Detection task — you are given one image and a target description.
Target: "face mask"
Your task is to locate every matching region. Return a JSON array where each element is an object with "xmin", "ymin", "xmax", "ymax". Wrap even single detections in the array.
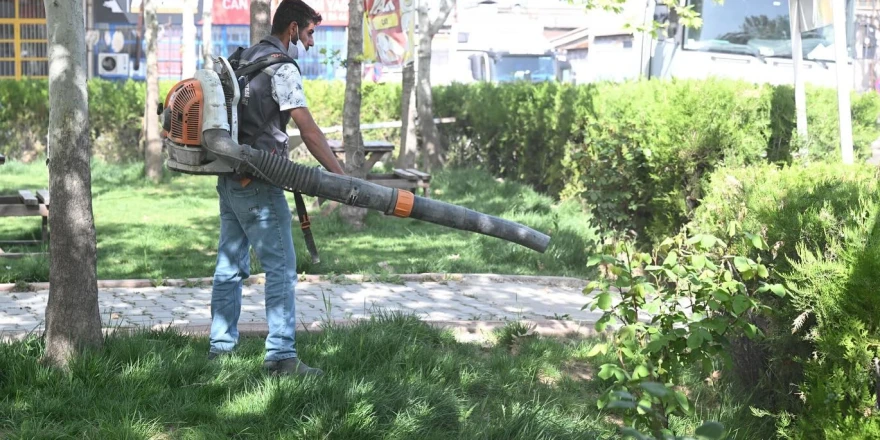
[{"xmin": 288, "ymin": 38, "xmax": 307, "ymax": 59}]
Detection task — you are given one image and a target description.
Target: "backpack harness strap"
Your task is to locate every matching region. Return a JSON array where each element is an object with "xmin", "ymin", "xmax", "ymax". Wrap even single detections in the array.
[{"xmin": 228, "ymin": 49, "xmax": 319, "ymax": 264}]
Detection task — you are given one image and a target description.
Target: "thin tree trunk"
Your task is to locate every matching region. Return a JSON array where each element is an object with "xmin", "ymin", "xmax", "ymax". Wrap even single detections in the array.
[
  {"xmin": 397, "ymin": 62, "xmax": 418, "ymax": 168},
  {"xmin": 417, "ymin": 0, "xmax": 453, "ymax": 172},
  {"xmin": 181, "ymin": 0, "xmax": 197, "ymax": 78},
  {"xmin": 42, "ymin": 0, "xmax": 103, "ymax": 369},
  {"xmin": 202, "ymin": 0, "xmax": 213, "ymax": 70},
  {"xmin": 340, "ymin": 0, "xmax": 367, "ymax": 227},
  {"xmin": 144, "ymin": 0, "xmax": 161, "ymax": 183},
  {"xmin": 250, "ymin": 0, "xmax": 271, "ymax": 45}
]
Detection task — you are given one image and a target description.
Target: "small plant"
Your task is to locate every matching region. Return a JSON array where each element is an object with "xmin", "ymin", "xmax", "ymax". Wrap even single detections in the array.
[{"xmin": 584, "ymin": 228, "xmax": 788, "ymax": 438}]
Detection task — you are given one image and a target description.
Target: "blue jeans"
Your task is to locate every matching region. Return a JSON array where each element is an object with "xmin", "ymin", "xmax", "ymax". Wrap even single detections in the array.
[{"xmin": 209, "ymin": 175, "xmax": 298, "ymax": 361}]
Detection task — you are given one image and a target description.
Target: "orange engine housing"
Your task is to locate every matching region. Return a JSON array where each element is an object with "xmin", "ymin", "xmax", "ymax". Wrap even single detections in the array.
[{"xmin": 164, "ymin": 79, "xmax": 204, "ymax": 147}]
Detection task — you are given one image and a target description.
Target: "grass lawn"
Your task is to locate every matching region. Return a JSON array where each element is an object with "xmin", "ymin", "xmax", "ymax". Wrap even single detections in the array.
[
  {"xmin": 0, "ymin": 160, "xmax": 595, "ymax": 283},
  {"xmin": 0, "ymin": 314, "xmax": 767, "ymax": 439}
]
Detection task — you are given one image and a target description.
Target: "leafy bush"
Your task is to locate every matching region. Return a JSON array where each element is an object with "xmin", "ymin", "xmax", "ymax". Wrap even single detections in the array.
[
  {"xmin": 584, "ymin": 228, "xmax": 787, "ymax": 439},
  {"xmin": 2, "ymin": 77, "xmax": 878, "ymax": 244},
  {"xmin": 0, "ymin": 78, "xmax": 401, "ymax": 163},
  {"xmin": 438, "ymin": 78, "xmax": 880, "ymax": 244},
  {"xmin": 692, "ymin": 162, "xmax": 880, "ymax": 438},
  {"xmin": 434, "ymin": 81, "xmax": 590, "ymax": 196},
  {"xmin": 0, "ymin": 79, "xmax": 50, "ymax": 160}
]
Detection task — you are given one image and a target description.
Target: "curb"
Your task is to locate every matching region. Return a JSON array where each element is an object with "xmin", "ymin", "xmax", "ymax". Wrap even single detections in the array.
[
  {"xmin": 0, "ymin": 273, "xmax": 589, "ymax": 292},
  {"xmin": 0, "ymin": 318, "xmax": 600, "ymax": 343}
]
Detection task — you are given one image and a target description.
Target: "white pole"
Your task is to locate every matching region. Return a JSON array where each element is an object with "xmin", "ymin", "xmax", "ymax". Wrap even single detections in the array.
[
  {"xmin": 832, "ymin": 0, "xmax": 854, "ymax": 164},
  {"xmin": 790, "ymin": 0, "xmax": 808, "ymax": 142}
]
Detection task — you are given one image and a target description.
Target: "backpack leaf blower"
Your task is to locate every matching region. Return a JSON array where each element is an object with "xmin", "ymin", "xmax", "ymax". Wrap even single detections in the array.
[{"xmin": 160, "ymin": 57, "xmax": 551, "ymax": 254}]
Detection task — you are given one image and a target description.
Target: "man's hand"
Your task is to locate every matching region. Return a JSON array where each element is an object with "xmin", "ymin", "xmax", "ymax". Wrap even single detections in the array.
[{"xmin": 290, "ymin": 107, "xmax": 345, "ymax": 175}]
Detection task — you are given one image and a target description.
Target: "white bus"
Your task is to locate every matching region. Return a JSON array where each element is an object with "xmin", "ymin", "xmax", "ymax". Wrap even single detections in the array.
[{"xmin": 644, "ymin": 0, "xmax": 877, "ymax": 91}]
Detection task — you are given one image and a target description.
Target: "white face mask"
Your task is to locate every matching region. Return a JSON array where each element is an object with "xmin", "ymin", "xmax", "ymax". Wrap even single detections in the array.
[{"xmin": 288, "ymin": 38, "xmax": 307, "ymax": 59}]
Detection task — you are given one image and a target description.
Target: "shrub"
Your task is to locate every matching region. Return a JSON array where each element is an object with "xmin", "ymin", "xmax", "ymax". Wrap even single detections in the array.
[
  {"xmin": 0, "ymin": 78, "xmax": 401, "ymax": 163},
  {"xmin": 2, "ymin": 77, "xmax": 878, "ymax": 246},
  {"xmin": 584, "ymin": 227, "xmax": 787, "ymax": 439},
  {"xmin": 436, "ymin": 81, "xmax": 589, "ymax": 196},
  {"xmin": 691, "ymin": 162, "xmax": 880, "ymax": 437}
]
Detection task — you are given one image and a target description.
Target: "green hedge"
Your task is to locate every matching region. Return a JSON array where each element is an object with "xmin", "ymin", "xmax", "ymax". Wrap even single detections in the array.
[
  {"xmin": 435, "ymin": 79, "xmax": 880, "ymax": 242},
  {"xmin": 693, "ymin": 162, "xmax": 880, "ymax": 438},
  {"xmin": 1, "ymin": 77, "xmax": 879, "ymax": 242},
  {"xmin": 0, "ymin": 78, "xmax": 401, "ymax": 163}
]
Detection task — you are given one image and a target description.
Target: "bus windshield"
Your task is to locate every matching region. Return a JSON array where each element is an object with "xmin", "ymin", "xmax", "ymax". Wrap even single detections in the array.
[{"xmin": 493, "ymin": 55, "xmax": 556, "ymax": 82}]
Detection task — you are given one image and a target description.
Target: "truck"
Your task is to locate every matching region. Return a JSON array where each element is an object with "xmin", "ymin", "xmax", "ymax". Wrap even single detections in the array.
[{"xmin": 440, "ymin": 5, "xmax": 573, "ymax": 84}]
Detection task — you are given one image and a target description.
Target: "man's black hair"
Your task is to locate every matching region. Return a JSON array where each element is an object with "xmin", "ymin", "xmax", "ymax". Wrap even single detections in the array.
[{"xmin": 271, "ymin": 0, "xmax": 323, "ymax": 35}]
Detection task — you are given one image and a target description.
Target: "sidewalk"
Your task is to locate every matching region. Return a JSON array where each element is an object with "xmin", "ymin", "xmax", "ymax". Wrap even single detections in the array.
[{"xmin": 0, "ymin": 274, "xmax": 601, "ymax": 343}]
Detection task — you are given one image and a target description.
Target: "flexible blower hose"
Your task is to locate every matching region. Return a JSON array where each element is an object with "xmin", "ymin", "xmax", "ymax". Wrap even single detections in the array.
[{"xmin": 202, "ymin": 129, "xmax": 551, "ymax": 253}]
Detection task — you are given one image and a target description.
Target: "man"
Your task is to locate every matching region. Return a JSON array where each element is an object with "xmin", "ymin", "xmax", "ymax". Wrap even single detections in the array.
[{"xmin": 207, "ymin": 0, "xmax": 345, "ymax": 376}]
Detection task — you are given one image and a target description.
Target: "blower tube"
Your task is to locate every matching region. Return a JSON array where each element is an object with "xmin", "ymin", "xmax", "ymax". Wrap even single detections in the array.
[{"xmin": 201, "ymin": 129, "xmax": 551, "ymax": 253}]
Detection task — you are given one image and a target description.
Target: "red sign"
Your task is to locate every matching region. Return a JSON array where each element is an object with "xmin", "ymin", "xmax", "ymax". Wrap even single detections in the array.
[{"xmin": 210, "ymin": 0, "xmax": 349, "ymax": 26}]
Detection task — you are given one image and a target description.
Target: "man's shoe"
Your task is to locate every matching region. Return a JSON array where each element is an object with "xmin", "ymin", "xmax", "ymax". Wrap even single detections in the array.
[
  {"xmin": 263, "ymin": 358, "xmax": 324, "ymax": 377},
  {"xmin": 207, "ymin": 351, "xmax": 232, "ymax": 361}
]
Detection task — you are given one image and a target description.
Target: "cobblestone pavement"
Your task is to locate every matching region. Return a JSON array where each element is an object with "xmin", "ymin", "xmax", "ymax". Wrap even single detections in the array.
[{"xmin": 0, "ymin": 275, "xmax": 601, "ymax": 342}]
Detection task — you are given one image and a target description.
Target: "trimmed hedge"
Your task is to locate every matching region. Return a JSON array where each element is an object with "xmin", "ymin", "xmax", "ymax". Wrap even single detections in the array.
[
  {"xmin": 436, "ymin": 79, "xmax": 880, "ymax": 242},
  {"xmin": 693, "ymin": 162, "xmax": 880, "ymax": 438},
  {"xmin": 0, "ymin": 79, "xmax": 401, "ymax": 163},
  {"xmin": 1, "ymin": 77, "xmax": 879, "ymax": 241}
]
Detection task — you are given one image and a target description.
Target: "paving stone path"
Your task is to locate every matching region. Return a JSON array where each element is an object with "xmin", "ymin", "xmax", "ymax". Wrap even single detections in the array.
[{"xmin": 0, "ymin": 274, "xmax": 601, "ymax": 342}]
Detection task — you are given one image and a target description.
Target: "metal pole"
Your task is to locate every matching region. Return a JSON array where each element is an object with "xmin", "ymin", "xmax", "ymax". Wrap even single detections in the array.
[
  {"xmin": 832, "ymin": 0, "xmax": 855, "ymax": 164},
  {"xmin": 790, "ymin": 0, "xmax": 808, "ymax": 143}
]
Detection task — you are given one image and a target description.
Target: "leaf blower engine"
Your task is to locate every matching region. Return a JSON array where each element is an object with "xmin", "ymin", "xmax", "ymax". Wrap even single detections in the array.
[{"xmin": 160, "ymin": 57, "xmax": 550, "ymax": 254}]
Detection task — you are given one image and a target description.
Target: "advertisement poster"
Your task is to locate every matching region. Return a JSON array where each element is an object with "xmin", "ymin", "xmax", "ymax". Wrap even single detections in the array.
[{"xmin": 363, "ymin": 0, "xmax": 415, "ymax": 67}]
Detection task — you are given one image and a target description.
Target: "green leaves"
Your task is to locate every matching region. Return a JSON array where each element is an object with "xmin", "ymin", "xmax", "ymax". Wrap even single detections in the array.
[
  {"xmin": 695, "ymin": 421, "xmax": 726, "ymax": 439},
  {"xmin": 758, "ymin": 282, "xmax": 788, "ymax": 297},
  {"xmin": 597, "ymin": 292, "xmax": 613, "ymax": 311},
  {"xmin": 732, "ymin": 295, "xmax": 750, "ymax": 315},
  {"xmin": 598, "ymin": 364, "xmax": 628, "ymax": 381},
  {"xmin": 733, "ymin": 256, "xmax": 751, "ymax": 275},
  {"xmin": 578, "ymin": 229, "xmax": 779, "ymax": 438},
  {"xmin": 587, "ymin": 343, "xmax": 609, "ymax": 357},
  {"xmin": 640, "ymin": 381, "xmax": 670, "ymax": 398}
]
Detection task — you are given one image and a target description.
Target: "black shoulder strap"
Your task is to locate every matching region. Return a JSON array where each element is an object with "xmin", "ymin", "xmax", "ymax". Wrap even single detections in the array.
[{"xmin": 235, "ymin": 53, "xmax": 300, "ymax": 78}]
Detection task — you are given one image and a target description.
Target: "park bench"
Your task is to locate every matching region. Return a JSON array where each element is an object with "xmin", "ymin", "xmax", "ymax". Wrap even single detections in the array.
[
  {"xmin": 287, "ymin": 117, "xmax": 455, "ymax": 199},
  {"xmin": 0, "ymin": 155, "xmax": 50, "ymax": 258},
  {"xmin": 0, "ymin": 190, "xmax": 51, "ymax": 251},
  {"xmin": 325, "ymin": 139, "xmax": 432, "ymax": 197}
]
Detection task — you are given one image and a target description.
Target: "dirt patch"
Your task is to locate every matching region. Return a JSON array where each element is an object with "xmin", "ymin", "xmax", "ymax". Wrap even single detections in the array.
[
  {"xmin": 538, "ymin": 371, "xmax": 558, "ymax": 387},
  {"xmin": 563, "ymin": 361, "xmax": 594, "ymax": 381}
]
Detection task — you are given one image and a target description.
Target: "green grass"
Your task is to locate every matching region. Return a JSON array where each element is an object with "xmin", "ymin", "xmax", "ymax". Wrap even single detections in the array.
[
  {"xmin": 0, "ymin": 313, "xmax": 769, "ymax": 439},
  {"xmin": 0, "ymin": 159, "xmax": 596, "ymax": 283}
]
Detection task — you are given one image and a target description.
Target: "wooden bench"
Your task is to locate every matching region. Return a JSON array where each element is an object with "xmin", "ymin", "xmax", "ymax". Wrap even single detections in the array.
[
  {"xmin": 327, "ymin": 139, "xmax": 395, "ymax": 172},
  {"xmin": 326, "ymin": 140, "xmax": 432, "ymax": 197},
  {"xmin": 368, "ymin": 168, "xmax": 432, "ymax": 197},
  {"xmin": 0, "ymin": 189, "xmax": 50, "ymax": 258}
]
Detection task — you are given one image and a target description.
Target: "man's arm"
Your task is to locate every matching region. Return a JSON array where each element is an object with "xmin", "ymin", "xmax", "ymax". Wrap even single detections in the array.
[
  {"xmin": 270, "ymin": 62, "xmax": 345, "ymax": 175},
  {"xmin": 290, "ymin": 107, "xmax": 345, "ymax": 175}
]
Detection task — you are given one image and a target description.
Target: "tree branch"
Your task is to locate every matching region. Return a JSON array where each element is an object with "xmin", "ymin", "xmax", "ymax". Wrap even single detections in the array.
[{"xmin": 429, "ymin": 0, "xmax": 454, "ymax": 36}]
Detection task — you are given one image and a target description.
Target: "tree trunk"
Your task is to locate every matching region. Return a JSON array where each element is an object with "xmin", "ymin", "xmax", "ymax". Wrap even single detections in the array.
[
  {"xmin": 144, "ymin": 0, "xmax": 161, "ymax": 183},
  {"xmin": 417, "ymin": 0, "xmax": 453, "ymax": 172},
  {"xmin": 340, "ymin": 0, "xmax": 367, "ymax": 228},
  {"xmin": 202, "ymin": 0, "xmax": 213, "ymax": 70},
  {"xmin": 42, "ymin": 0, "xmax": 103, "ymax": 369},
  {"xmin": 396, "ymin": 62, "xmax": 419, "ymax": 169},
  {"xmin": 250, "ymin": 0, "xmax": 272, "ymax": 45},
  {"xmin": 181, "ymin": 0, "xmax": 197, "ymax": 78}
]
